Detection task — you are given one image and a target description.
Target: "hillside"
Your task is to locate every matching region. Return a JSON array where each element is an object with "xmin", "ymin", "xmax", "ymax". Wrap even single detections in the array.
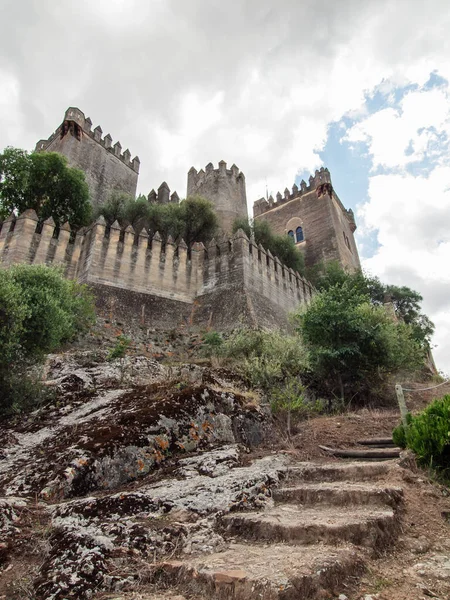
[{"xmin": 1, "ymin": 323, "xmax": 449, "ymax": 600}]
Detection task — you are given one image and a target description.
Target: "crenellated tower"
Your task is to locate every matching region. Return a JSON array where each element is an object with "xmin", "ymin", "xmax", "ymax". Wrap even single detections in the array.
[
  {"xmin": 253, "ymin": 167, "xmax": 360, "ymax": 272},
  {"xmin": 187, "ymin": 161, "xmax": 248, "ymax": 234},
  {"xmin": 35, "ymin": 107, "xmax": 139, "ymax": 206}
]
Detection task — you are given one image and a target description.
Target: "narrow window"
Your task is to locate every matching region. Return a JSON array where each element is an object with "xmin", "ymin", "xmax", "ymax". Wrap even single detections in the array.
[
  {"xmin": 288, "ymin": 230, "xmax": 294, "ymax": 240},
  {"xmin": 296, "ymin": 226, "xmax": 304, "ymax": 243}
]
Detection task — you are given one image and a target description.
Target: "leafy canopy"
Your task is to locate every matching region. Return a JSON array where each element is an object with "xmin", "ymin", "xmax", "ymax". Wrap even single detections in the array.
[
  {"xmin": 296, "ymin": 281, "xmax": 424, "ymax": 404},
  {"xmin": 96, "ymin": 192, "xmax": 219, "ymax": 247},
  {"xmin": 232, "ymin": 217, "xmax": 305, "ymax": 274},
  {"xmin": 0, "ymin": 147, "xmax": 92, "ymax": 229},
  {"xmin": 308, "ymin": 260, "xmax": 434, "ymax": 346}
]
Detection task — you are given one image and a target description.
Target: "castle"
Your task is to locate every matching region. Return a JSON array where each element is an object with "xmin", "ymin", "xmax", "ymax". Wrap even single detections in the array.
[{"xmin": 0, "ymin": 107, "xmax": 360, "ymax": 330}]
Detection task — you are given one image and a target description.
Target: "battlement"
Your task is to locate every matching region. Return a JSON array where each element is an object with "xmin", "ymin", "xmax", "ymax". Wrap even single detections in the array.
[
  {"xmin": 147, "ymin": 183, "xmax": 180, "ymax": 204},
  {"xmin": 35, "ymin": 107, "xmax": 140, "ymax": 174},
  {"xmin": 187, "ymin": 161, "xmax": 248, "ymax": 234},
  {"xmin": 188, "ymin": 160, "xmax": 245, "ymax": 189},
  {"xmin": 0, "ymin": 209, "xmax": 314, "ymax": 330},
  {"xmin": 253, "ymin": 167, "xmax": 334, "ymax": 216}
]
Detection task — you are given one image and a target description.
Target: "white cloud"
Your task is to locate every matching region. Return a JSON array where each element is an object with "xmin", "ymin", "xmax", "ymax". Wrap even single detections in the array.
[
  {"xmin": 358, "ymin": 159, "xmax": 450, "ymax": 374},
  {"xmin": 2, "ymin": 0, "xmax": 450, "ymax": 374},
  {"xmin": 345, "ymin": 86, "xmax": 450, "ymax": 169}
]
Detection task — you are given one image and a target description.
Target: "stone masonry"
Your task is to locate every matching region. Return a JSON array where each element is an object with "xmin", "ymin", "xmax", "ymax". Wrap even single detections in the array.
[
  {"xmin": 187, "ymin": 161, "xmax": 248, "ymax": 235},
  {"xmin": 2, "ymin": 107, "xmax": 361, "ymax": 330},
  {"xmin": 0, "ymin": 209, "xmax": 313, "ymax": 330},
  {"xmin": 35, "ymin": 107, "xmax": 139, "ymax": 207},
  {"xmin": 253, "ymin": 167, "xmax": 360, "ymax": 271}
]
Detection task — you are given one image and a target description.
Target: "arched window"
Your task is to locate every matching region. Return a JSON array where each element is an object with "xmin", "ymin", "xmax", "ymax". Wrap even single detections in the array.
[
  {"xmin": 288, "ymin": 230, "xmax": 294, "ymax": 240},
  {"xmin": 296, "ymin": 226, "xmax": 304, "ymax": 243}
]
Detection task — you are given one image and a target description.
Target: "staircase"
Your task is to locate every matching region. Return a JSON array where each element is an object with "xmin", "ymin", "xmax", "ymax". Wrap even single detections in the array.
[{"xmin": 160, "ymin": 453, "xmax": 404, "ymax": 600}]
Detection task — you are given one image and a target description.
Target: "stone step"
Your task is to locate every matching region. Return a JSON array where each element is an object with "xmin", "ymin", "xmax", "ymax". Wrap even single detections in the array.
[
  {"xmin": 273, "ymin": 482, "xmax": 404, "ymax": 509},
  {"xmin": 285, "ymin": 460, "xmax": 394, "ymax": 483},
  {"xmin": 161, "ymin": 542, "xmax": 364, "ymax": 600},
  {"xmin": 220, "ymin": 504, "xmax": 398, "ymax": 550}
]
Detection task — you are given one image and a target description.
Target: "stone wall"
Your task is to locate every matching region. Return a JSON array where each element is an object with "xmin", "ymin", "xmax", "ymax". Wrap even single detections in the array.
[
  {"xmin": 0, "ymin": 210, "xmax": 313, "ymax": 330},
  {"xmin": 253, "ymin": 168, "xmax": 360, "ymax": 271},
  {"xmin": 35, "ymin": 107, "xmax": 139, "ymax": 206}
]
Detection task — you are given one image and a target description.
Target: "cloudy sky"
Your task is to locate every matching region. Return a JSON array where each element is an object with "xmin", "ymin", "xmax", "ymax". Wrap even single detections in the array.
[{"xmin": 1, "ymin": 0, "xmax": 449, "ymax": 373}]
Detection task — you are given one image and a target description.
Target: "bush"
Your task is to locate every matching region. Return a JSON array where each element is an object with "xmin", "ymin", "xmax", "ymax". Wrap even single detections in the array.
[
  {"xmin": 222, "ymin": 328, "xmax": 309, "ymax": 391},
  {"xmin": 201, "ymin": 331, "xmax": 224, "ymax": 357},
  {"xmin": 0, "ymin": 265, "xmax": 95, "ymax": 416},
  {"xmin": 393, "ymin": 395, "xmax": 450, "ymax": 478},
  {"xmin": 107, "ymin": 335, "xmax": 131, "ymax": 361},
  {"xmin": 0, "ymin": 371, "xmax": 56, "ymax": 417}
]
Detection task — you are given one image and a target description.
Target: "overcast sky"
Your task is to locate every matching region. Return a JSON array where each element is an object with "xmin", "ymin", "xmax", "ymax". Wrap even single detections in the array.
[{"xmin": 1, "ymin": 0, "xmax": 449, "ymax": 373}]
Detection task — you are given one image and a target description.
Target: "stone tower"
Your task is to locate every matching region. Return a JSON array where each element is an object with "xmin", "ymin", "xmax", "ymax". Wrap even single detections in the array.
[
  {"xmin": 35, "ymin": 107, "xmax": 139, "ymax": 206},
  {"xmin": 253, "ymin": 167, "xmax": 360, "ymax": 271},
  {"xmin": 187, "ymin": 161, "xmax": 248, "ymax": 234}
]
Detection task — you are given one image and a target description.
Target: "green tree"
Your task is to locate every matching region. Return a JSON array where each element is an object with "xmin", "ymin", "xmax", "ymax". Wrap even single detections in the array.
[
  {"xmin": 0, "ymin": 147, "xmax": 31, "ymax": 218},
  {"xmin": 95, "ymin": 190, "xmax": 129, "ymax": 226},
  {"xmin": 296, "ymin": 283, "xmax": 424, "ymax": 405},
  {"xmin": 309, "ymin": 261, "xmax": 434, "ymax": 347},
  {"xmin": 179, "ymin": 196, "xmax": 219, "ymax": 247},
  {"xmin": 0, "ymin": 147, "xmax": 92, "ymax": 229}
]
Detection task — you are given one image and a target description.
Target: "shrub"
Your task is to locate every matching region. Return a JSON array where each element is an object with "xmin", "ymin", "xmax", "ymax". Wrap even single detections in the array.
[
  {"xmin": 222, "ymin": 328, "xmax": 308, "ymax": 391},
  {"xmin": 107, "ymin": 335, "xmax": 131, "ymax": 361},
  {"xmin": 8, "ymin": 264, "xmax": 95, "ymax": 358},
  {"xmin": 201, "ymin": 331, "xmax": 224, "ymax": 357},
  {"xmin": 0, "ymin": 265, "xmax": 95, "ymax": 416},
  {"xmin": 393, "ymin": 395, "xmax": 450, "ymax": 478}
]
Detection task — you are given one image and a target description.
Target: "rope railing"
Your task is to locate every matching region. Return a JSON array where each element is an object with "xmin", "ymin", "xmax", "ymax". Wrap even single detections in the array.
[
  {"xmin": 401, "ymin": 380, "xmax": 449, "ymax": 392},
  {"xmin": 395, "ymin": 379, "xmax": 449, "ymax": 426}
]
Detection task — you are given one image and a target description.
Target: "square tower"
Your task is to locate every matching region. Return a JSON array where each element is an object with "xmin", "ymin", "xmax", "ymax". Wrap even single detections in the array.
[{"xmin": 35, "ymin": 107, "xmax": 140, "ymax": 206}]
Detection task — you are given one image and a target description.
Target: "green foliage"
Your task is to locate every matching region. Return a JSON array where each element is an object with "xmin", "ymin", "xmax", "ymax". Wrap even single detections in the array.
[
  {"xmin": 308, "ymin": 261, "xmax": 434, "ymax": 347},
  {"xmin": 392, "ymin": 423, "xmax": 407, "ymax": 448},
  {"xmin": 296, "ymin": 283, "xmax": 424, "ymax": 405},
  {"xmin": 201, "ymin": 331, "xmax": 224, "ymax": 357},
  {"xmin": 222, "ymin": 328, "xmax": 308, "ymax": 391},
  {"xmin": 270, "ymin": 379, "xmax": 306, "ymax": 414},
  {"xmin": 97, "ymin": 193, "xmax": 219, "ymax": 248},
  {"xmin": 107, "ymin": 335, "xmax": 131, "ymax": 361},
  {"xmin": 0, "ymin": 371, "xmax": 56, "ymax": 417},
  {"xmin": 0, "ymin": 147, "xmax": 92, "ymax": 229},
  {"xmin": 0, "ymin": 265, "xmax": 95, "ymax": 416},
  {"xmin": 180, "ymin": 196, "xmax": 219, "ymax": 247},
  {"xmin": 95, "ymin": 190, "xmax": 132, "ymax": 226},
  {"xmin": 8, "ymin": 265, "xmax": 95, "ymax": 358},
  {"xmin": 232, "ymin": 217, "xmax": 305, "ymax": 274},
  {"xmin": 395, "ymin": 395, "xmax": 450, "ymax": 478}
]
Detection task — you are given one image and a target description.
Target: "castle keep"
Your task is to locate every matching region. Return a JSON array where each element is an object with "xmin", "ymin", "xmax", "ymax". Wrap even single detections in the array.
[
  {"xmin": 0, "ymin": 107, "xmax": 360, "ymax": 330},
  {"xmin": 253, "ymin": 168, "xmax": 360, "ymax": 271},
  {"xmin": 35, "ymin": 107, "xmax": 140, "ymax": 206}
]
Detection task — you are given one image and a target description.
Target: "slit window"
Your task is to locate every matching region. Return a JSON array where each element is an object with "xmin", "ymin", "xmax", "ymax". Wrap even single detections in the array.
[{"xmin": 288, "ymin": 230, "xmax": 294, "ymax": 241}]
